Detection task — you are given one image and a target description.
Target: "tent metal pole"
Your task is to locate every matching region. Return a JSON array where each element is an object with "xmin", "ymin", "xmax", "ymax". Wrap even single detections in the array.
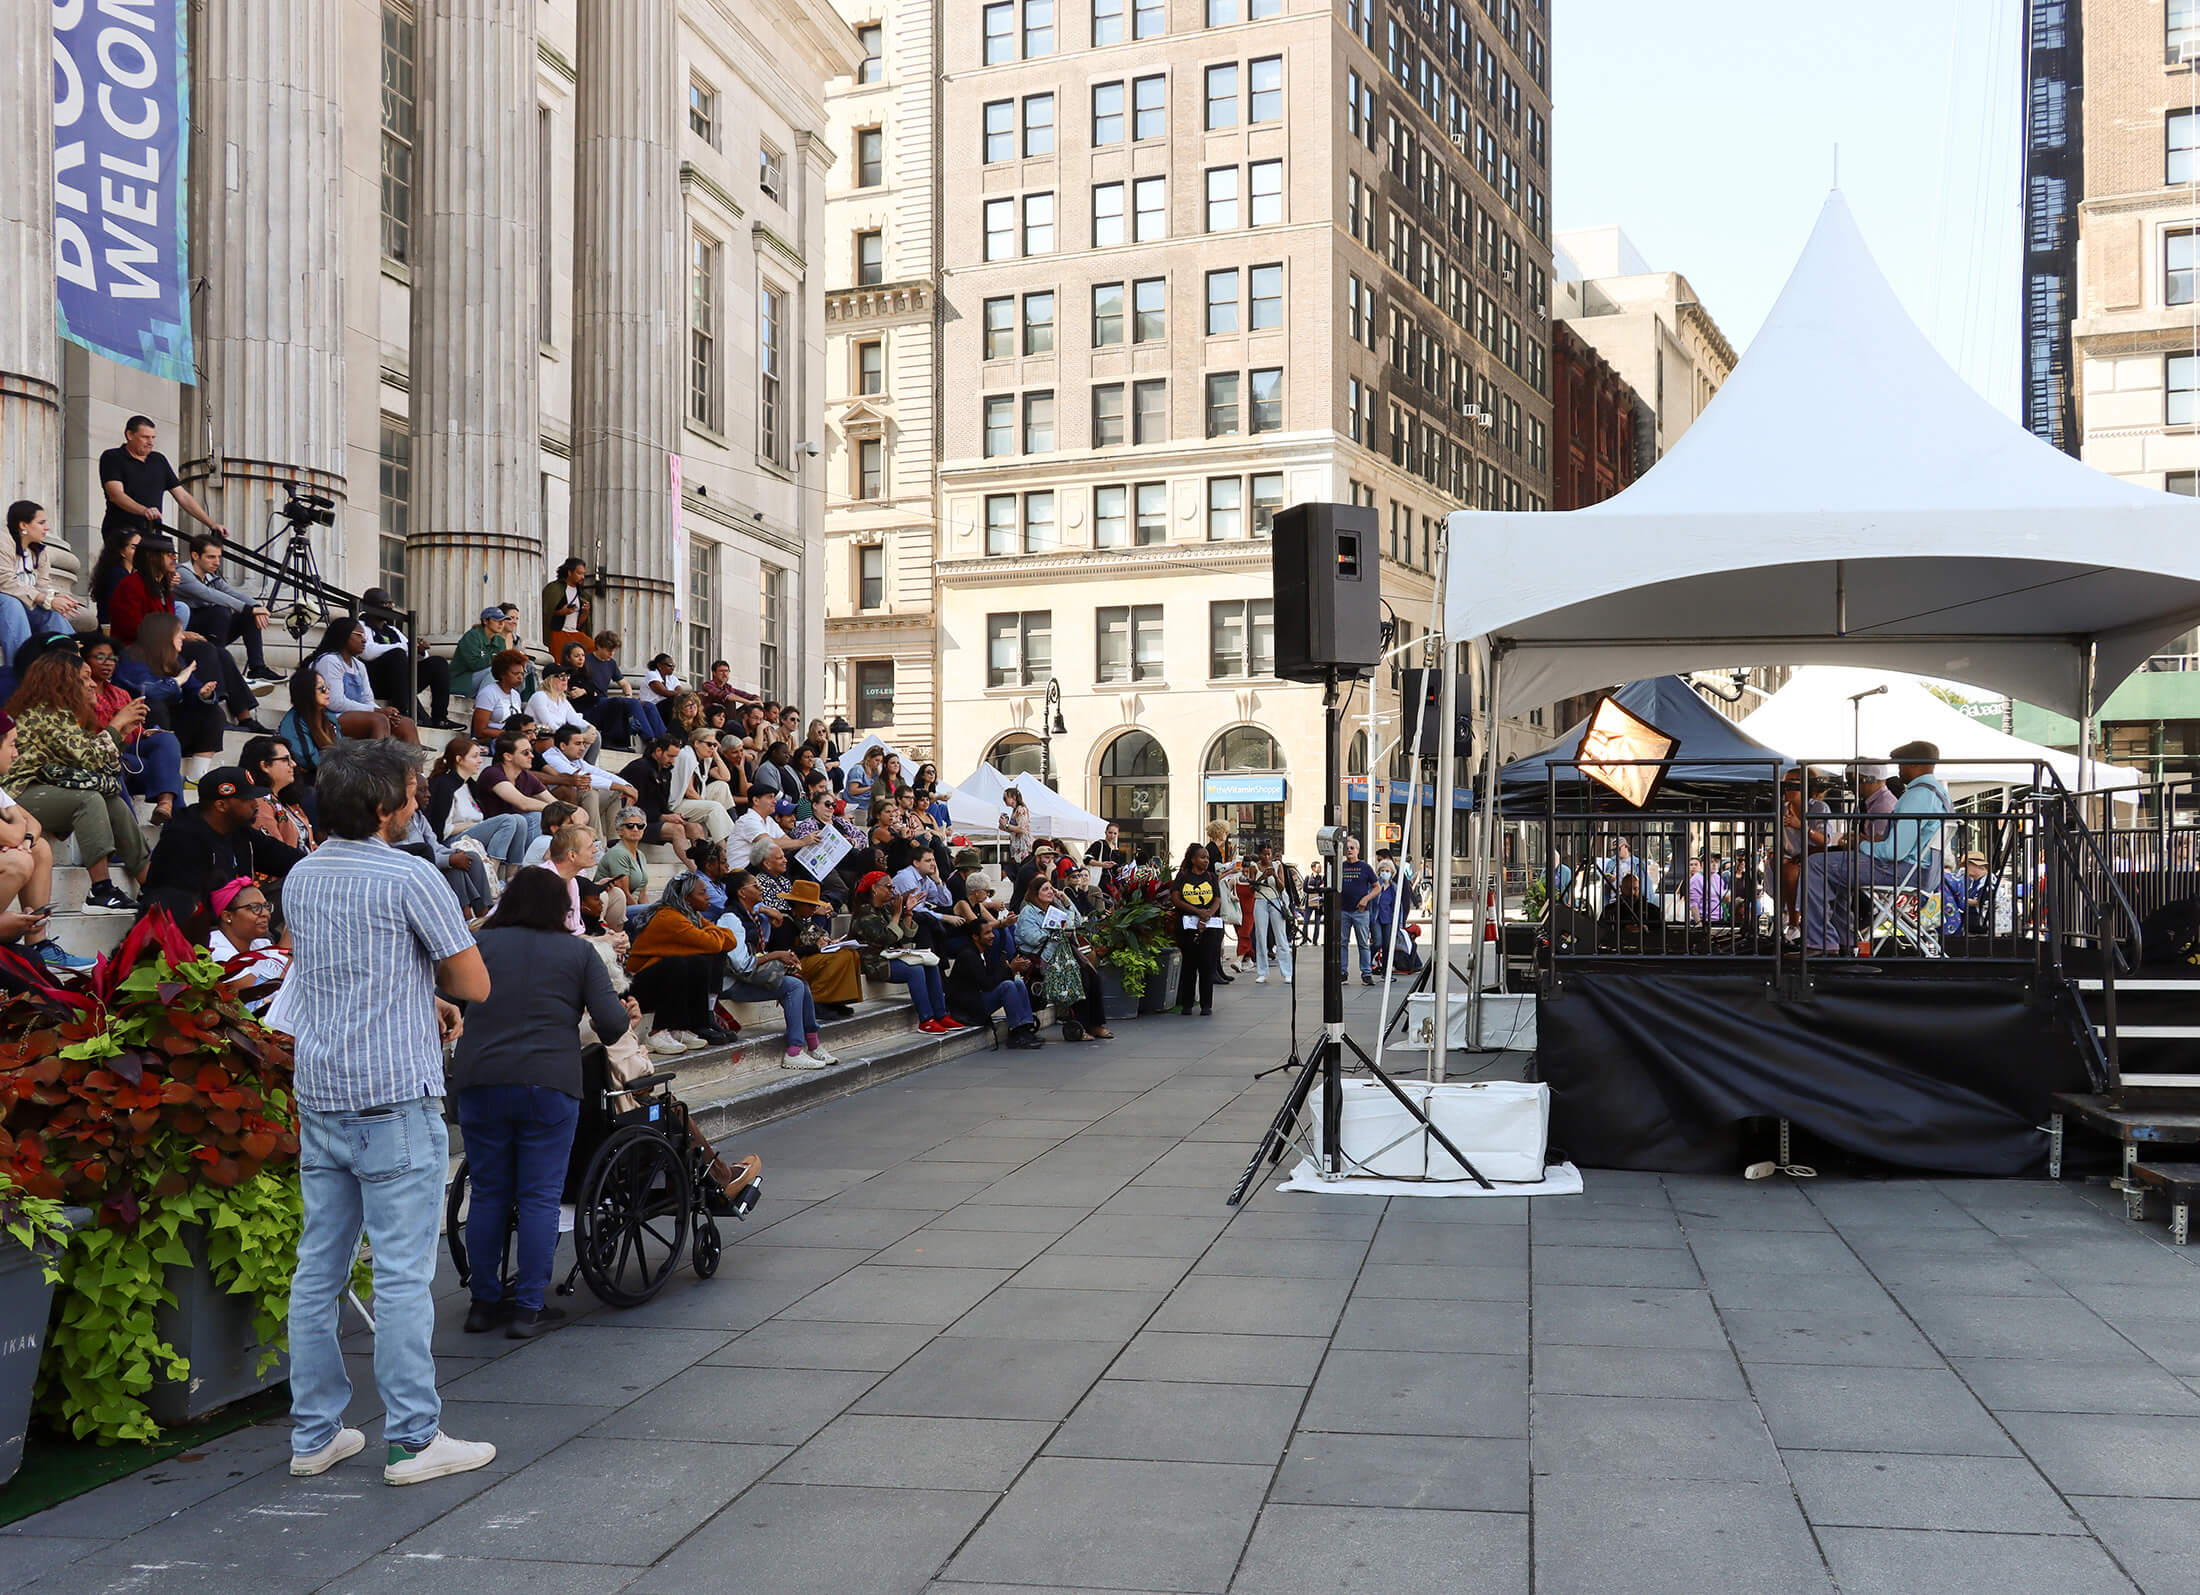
[
  {"xmin": 1466, "ymin": 639, "xmax": 1503, "ymax": 1050},
  {"xmin": 2079, "ymin": 638, "xmax": 2096, "ymax": 810},
  {"xmin": 1429, "ymin": 523, "xmax": 1456, "ymax": 1085}
]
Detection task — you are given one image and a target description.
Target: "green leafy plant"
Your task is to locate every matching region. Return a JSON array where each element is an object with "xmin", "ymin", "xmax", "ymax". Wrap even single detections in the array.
[
  {"xmin": 0, "ymin": 1174, "xmax": 72, "ymax": 1287},
  {"xmin": 1089, "ymin": 889, "xmax": 1174, "ymax": 999},
  {"xmin": 0, "ymin": 912, "xmax": 317, "ymax": 1443}
]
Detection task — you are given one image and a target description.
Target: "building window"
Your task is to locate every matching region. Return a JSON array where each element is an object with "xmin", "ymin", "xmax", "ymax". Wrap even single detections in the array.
[
  {"xmin": 857, "ymin": 338, "xmax": 884, "ymax": 395},
  {"xmin": 854, "ymin": 127, "xmax": 882, "ymax": 187},
  {"xmin": 1134, "ymin": 177, "xmax": 1166, "ymax": 241},
  {"xmin": 1025, "ymin": 0, "xmax": 1056, "ymax": 56},
  {"xmin": 1136, "ymin": 480, "xmax": 1167, "ymax": 543},
  {"xmin": 758, "ymin": 284, "xmax": 786, "ymax": 463},
  {"xmin": 855, "ymin": 437, "xmax": 883, "ymax": 499},
  {"xmin": 985, "ymin": 493, "xmax": 1017, "ymax": 553},
  {"xmin": 377, "ymin": 419, "xmax": 409, "ymax": 609},
  {"xmin": 858, "ymin": 23, "xmax": 883, "ymax": 81},
  {"xmin": 1205, "ymin": 167, "xmax": 1238, "ymax": 230},
  {"xmin": 1093, "ymin": 281, "xmax": 1124, "ymax": 345},
  {"xmin": 1209, "ymin": 598, "xmax": 1274, "ymax": 676},
  {"xmin": 1206, "ymin": 63, "xmax": 1238, "ymax": 128},
  {"xmin": 1093, "ymin": 81, "xmax": 1124, "ymax": 144},
  {"xmin": 1092, "ymin": 383, "xmax": 1126, "ymax": 446},
  {"xmin": 1132, "ymin": 276, "xmax": 1166, "ymax": 341},
  {"xmin": 1093, "ymin": 0, "xmax": 1123, "ymax": 44},
  {"xmin": 855, "ymin": 230, "xmax": 883, "ymax": 285},
  {"xmin": 1023, "ymin": 191, "xmax": 1056, "ymax": 253},
  {"xmin": 1205, "ymin": 372, "xmax": 1240, "ymax": 437},
  {"xmin": 983, "ymin": 296, "xmax": 1014, "ymax": 359},
  {"xmin": 1095, "ymin": 484, "xmax": 1128, "ymax": 545},
  {"xmin": 2174, "ymin": 354, "xmax": 2199, "ymax": 426},
  {"xmin": 2172, "ymin": 231, "xmax": 2198, "ymax": 308},
  {"xmin": 1133, "ymin": 74, "xmax": 1166, "ymax": 139},
  {"xmin": 689, "ymin": 78, "xmax": 718, "ymax": 145},
  {"xmin": 1207, "ymin": 0, "xmax": 1236, "ymax": 21},
  {"xmin": 759, "ymin": 142, "xmax": 786, "ymax": 202},
  {"xmin": 984, "ymin": 99, "xmax": 1014, "ymax": 162},
  {"xmin": 1207, "ymin": 269, "xmax": 1238, "ymax": 334},
  {"xmin": 1249, "ymin": 262, "xmax": 1282, "ymax": 328},
  {"xmin": 1135, "ymin": 0, "xmax": 1164, "ymax": 36},
  {"xmin": 984, "ymin": 395, "xmax": 1014, "ymax": 456},
  {"xmin": 854, "ymin": 659, "xmax": 894, "ymax": 727},
  {"xmin": 1206, "ymin": 475, "xmax": 1243, "ymax": 538},
  {"xmin": 685, "ymin": 540, "xmax": 716, "ymax": 680},
  {"xmin": 1248, "ymin": 55, "xmax": 1281, "ymax": 121},
  {"xmin": 1133, "ymin": 378, "xmax": 1168, "ymax": 443},
  {"xmin": 988, "ymin": 610, "xmax": 1053, "ymax": 686},
  {"xmin": 379, "ymin": 4, "xmax": 416, "ymax": 262},
  {"xmin": 1097, "ymin": 604, "xmax": 1164, "ymax": 683},
  {"xmin": 758, "ymin": 563, "xmax": 786, "ymax": 700},
  {"xmin": 537, "ymin": 107, "xmax": 554, "ymax": 343},
  {"xmin": 858, "ymin": 543, "xmax": 884, "ymax": 610},
  {"xmin": 2170, "ymin": 471, "xmax": 2200, "ymax": 495},
  {"xmin": 1023, "ymin": 391, "xmax": 1056, "ymax": 452},
  {"xmin": 1250, "ymin": 471, "xmax": 1282, "ymax": 536},
  {"xmin": 1093, "ymin": 181, "xmax": 1126, "ymax": 246},
  {"xmin": 2174, "ymin": 0, "xmax": 2200, "ymax": 62},
  {"xmin": 1347, "ymin": 377, "xmax": 1365, "ymax": 444},
  {"xmin": 984, "ymin": 1, "xmax": 1014, "ymax": 62},
  {"xmin": 2176, "ymin": 112, "xmax": 2200, "ymax": 185},
  {"xmin": 1023, "ymin": 291, "xmax": 1055, "ymax": 354},
  {"xmin": 984, "ymin": 198, "xmax": 1014, "ymax": 259},
  {"xmin": 1025, "ymin": 92, "xmax": 1056, "ymax": 154},
  {"xmin": 1249, "ymin": 366, "xmax": 1281, "ymax": 432},
  {"xmin": 1248, "ymin": 159, "xmax": 1281, "ymax": 225},
  {"xmin": 689, "ymin": 233, "xmax": 720, "ymax": 427}
]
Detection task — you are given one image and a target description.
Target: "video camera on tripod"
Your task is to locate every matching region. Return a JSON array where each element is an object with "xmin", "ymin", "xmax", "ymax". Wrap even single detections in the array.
[{"xmin": 258, "ymin": 484, "xmax": 337, "ymax": 638}]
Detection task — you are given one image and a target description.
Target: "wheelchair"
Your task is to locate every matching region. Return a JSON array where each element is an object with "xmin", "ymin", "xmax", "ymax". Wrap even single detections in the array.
[{"xmin": 444, "ymin": 1045, "xmax": 762, "ymax": 1309}]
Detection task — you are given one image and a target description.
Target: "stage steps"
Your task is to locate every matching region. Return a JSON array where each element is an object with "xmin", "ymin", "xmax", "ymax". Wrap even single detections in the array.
[{"xmin": 2052, "ymin": 971, "xmax": 2200, "ymax": 1244}]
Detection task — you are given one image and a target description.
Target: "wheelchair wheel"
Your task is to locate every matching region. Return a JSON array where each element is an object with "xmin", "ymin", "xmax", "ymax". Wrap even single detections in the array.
[
  {"xmin": 573, "ymin": 1125, "xmax": 690, "ymax": 1307},
  {"xmin": 445, "ymin": 1158, "xmax": 471, "ymax": 1288},
  {"xmin": 692, "ymin": 1214, "xmax": 722, "ymax": 1279}
]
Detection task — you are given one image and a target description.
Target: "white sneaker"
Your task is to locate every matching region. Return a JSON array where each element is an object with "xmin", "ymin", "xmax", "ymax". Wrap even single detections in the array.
[
  {"xmin": 781, "ymin": 1049, "xmax": 828, "ymax": 1070},
  {"xmin": 804, "ymin": 1042, "xmax": 839, "ymax": 1065},
  {"xmin": 1254, "ymin": 975, "xmax": 1267, "ymax": 984},
  {"xmin": 647, "ymin": 1031, "xmax": 691, "ymax": 1055},
  {"xmin": 669, "ymin": 1030, "xmax": 710, "ymax": 1050},
  {"xmin": 291, "ymin": 1426, "xmax": 364, "ymax": 1476},
  {"xmin": 384, "ymin": 1430, "xmax": 496, "ymax": 1486}
]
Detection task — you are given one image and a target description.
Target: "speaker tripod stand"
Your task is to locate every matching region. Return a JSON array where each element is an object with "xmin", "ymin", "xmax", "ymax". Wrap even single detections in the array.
[{"xmin": 1226, "ymin": 671, "xmax": 1492, "ymax": 1205}]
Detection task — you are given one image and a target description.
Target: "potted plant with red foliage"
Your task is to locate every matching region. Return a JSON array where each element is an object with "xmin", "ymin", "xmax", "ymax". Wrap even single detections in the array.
[
  {"xmin": 1090, "ymin": 868, "xmax": 1180, "ymax": 1018},
  {"xmin": 0, "ymin": 910, "xmax": 312, "ymax": 1442}
]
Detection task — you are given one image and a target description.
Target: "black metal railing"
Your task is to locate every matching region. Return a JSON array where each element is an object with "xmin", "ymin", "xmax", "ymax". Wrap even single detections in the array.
[{"xmin": 207, "ymin": 537, "xmax": 419, "ymax": 710}]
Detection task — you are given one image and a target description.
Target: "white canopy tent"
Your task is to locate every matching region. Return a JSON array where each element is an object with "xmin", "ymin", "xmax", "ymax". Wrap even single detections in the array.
[
  {"xmin": 1736, "ymin": 666, "xmax": 2142, "ymax": 800},
  {"xmin": 837, "ymin": 733, "xmax": 901, "ymax": 775},
  {"xmin": 944, "ymin": 762, "xmax": 1111, "ymax": 845}
]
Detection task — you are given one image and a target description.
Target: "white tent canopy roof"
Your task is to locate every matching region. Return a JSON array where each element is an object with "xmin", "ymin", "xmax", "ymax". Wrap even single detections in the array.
[
  {"xmin": 945, "ymin": 762, "xmax": 1111, "ymax": 845},
  {"xmin": 1444, "ymin": 192, "xmax": 2200, "ymax": 719},
  {"xmin": 1735, "ymin": 666, "xmax": 2141, "ymax": 796}
]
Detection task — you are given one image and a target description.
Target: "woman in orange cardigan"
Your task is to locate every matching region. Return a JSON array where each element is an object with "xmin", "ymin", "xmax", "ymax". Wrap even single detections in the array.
[{"xmin": 625, "ymin": 872, "xmax": 740, "ymax": 1054}]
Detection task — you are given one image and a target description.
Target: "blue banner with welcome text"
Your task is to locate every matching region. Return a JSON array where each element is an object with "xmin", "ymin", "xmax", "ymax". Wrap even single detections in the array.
[{"xmin": 52, "ymin": 0, "xmax": 195, "ymax": 384}]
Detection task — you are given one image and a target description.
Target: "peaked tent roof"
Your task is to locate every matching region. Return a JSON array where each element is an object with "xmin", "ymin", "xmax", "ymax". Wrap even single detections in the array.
[
  {"xmin": 1499, "ymin": 675, "xmax": 1787, "ymax": 798},
  {"xmin": 1444, "ymin": 192, "xmax": 2200, "ymax": 719}
]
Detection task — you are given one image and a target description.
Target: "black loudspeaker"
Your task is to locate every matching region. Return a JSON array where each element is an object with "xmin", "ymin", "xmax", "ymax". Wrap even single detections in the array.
[
  {"xmin": 1273, "ymin": 503, "xmax": 1382, "ymax": 683},
  {"xmin": 1396, "ymin": 667, "xmax": 1474, "ymax": 762}
]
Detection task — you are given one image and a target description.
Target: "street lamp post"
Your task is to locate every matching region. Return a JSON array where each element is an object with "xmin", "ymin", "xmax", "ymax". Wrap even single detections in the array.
[{"xmin": 1040, "ymin": 678, "xmax": 1066, "ymax": 790}]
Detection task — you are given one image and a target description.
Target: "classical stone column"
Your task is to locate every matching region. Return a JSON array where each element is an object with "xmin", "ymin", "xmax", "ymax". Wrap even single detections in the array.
[
  {"xmin": 1, "ymin": 21, "xmax": 62, "ymax": 532},
  {"xmin": 182, "ymin": 0, "xmax": 347, "ymax": 589},
  {"xmin": 570, "ymin": 0, "xmax": 681, "ymax": 655},
  {"xmin": 406, "ymin": 0, "xmax": 543, "ymax": 643}
]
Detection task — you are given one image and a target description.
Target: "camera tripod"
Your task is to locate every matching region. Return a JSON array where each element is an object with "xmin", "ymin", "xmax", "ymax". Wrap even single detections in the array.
[{"xmin": 254, "ymin": 495, "xmax": 335, "ymax": 639}]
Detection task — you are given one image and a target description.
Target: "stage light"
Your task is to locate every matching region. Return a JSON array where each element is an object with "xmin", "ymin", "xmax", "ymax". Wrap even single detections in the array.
[{"xmin": 1575, "ymin": 694, "xmax": 1680, "ymax": 808}]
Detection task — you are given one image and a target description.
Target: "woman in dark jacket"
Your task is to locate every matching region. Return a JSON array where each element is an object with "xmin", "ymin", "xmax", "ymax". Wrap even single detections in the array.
[
  {"xmin": 1170, "ymin": 843, "xmax": 1226, "ymax": 1016},
  {"xmin": 450, "ymin": 868, "xmax": 632, "ymax": 1339}
]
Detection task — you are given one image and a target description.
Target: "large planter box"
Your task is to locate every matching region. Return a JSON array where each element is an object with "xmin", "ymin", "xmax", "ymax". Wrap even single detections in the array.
[
  {"xmin": 1094, "ymin": 964, "xmax": 1142, "ymax": 1022},
  {"xmin": 0, "ymin": 1207, "xmax": 86, "ymax": 1485},
  {"xmin": 147, "ymin": 1224, "xmax": 288, "ymax": 1428},
  {"xmin": 1138, "ymin": 949, "xmax": 1183, "ymax": 1014}
]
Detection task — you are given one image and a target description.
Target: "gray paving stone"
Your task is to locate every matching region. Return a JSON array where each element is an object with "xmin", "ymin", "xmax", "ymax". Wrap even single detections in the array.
[
  {"xmin": 1222, "ymin": 1207, "xmax": 1385, "ymax": 1242},
  {"xmin": 742, "ymin": 1204, "xmax": 943, "ymax": 1250},
  {"xmin": 1817, "ymin": 1526, "xmax": 2139, "ymax": 1595},
  {"xmin": 706, "ymin": 1319, "xmax": 941, "ymax": 1372},
  {"xmin": 1230, "ymin": 1504, "xmax": 1531, "ymax": 1595},
  {"xmin": 2002, "ymin": 1411, "xmax": 2200, "ymax": 1498},
  {"xmin": 1529, "ymin": 1394, "xmax": 1786, "ymax": 1484},
  {"xmin": 768, "ymin": 1414, "xmax": 1053, "ymax": 1490},
  {"xmin": 1901, "ymin": 1293, "xmax": 2146, "ymax": 1362},
  {"xmin": 1333, "ymin": 1295, "xmax": 1527, "ymax": 1355},
  {"xmin": 1532, "ymin": 1476, "xmax": 1833, "ymax": 1595},
  {"xmin": 1047, "ymin": 1212, "xmax": 1233, "ymax": 1258},
  {"xmin": 924, "ymin": 1202, "xmax": 1089, "ymax": 1234},
  {"xmin": 868, "ymin": 1227, "xmax": 1057, "ymax": 1270},
  {"xmin": 1011, "ymin": 1252, "xmax": 1196, "ymax": 1291},
  {"xmin": 944, "ymin": 1457, "xmax": 1270, "ymax": 1593},
  {"xmin": 1530, "ymin": 1285, "xmax": 1728, "ymax": 1350},
  {"xmin": 1785, "ymin": 1451, "xmax": 2082, "ymax": 1533},
  {"xmin": 0, "ymin": 1422, "xmax": 290, "ymax": 1539},
  {"xmin": 402, "ymin": 1435, "xmax": 781, "ymax": 1566},
  {"xmin": 1046, "ymin": 1377, "xmax": 1303, "ymax": 1463},
  {"xmin": 1355, "ymin": 1263, "xmax": 1528, "ymax": 1301},
  {"xmin": 1955, "ymin": 1353, "xmax": 2200, "ymax": 1415},
  {"xmin": 1750, "ymin": 1364, "xmax": 2016, "ymax": 1454},
  {"xmin": 2073, "ymin": 1497, "xmax": 2200, "ymax": 1595},
  {"xmin": 1530, "ymin": 1343, "xmax": 1749, "ymax": 1401},
  {"xmin": 588, "ymin": 1363, "xmax": 880, "ymax": 1446},
  {"xmin": 1097, "ymin": 1182, "xmax": 1249, "ymax": 1216},
  {"xmin": 315, "ymin": 1556, "xmax": 636, "ymax": 1595},
  {"xmin": 1866, "ymin": 1250, "xmax": 2064, "ymax": 1295},
  {"xmin": 1531, "ymin": 1244, "xmax": 1704, "ymax": 1288},
  {"xmin": 1366, "ymin": 1222, "xmax": 1530, "ymax": 1268},
  {"xmin": 1717, "ymin": 1303, "xmax": 1947, "ymax": 1367},
  {"xmin": 1268, "ymin": 1432, "xmax": 1530, "ymax": 1513},
  {"xmin": 1526, "ymin": 1214, "xmax": 1690, "ymax": 1249},
  {"xmin": 632, "ymin": 1483, "xmax": 996, "ymax": 1595},
  {"xmin": 1687, "ymin": 1229, "xmax": 1869, "ymax": 1277},
  {"xmin": 1109, "ymin": 1329, "xmax": 1329, "ymax": 1385},
  {"xmin": 853, "ymin": 1335, "xmax": 1122, "ymax": 1420},
  {"xmin": 0, "ymin": 1537, "xmax": 95, "ymax": 1594},
  {"xmin": 776, "ymin": 1264, "xmax": 1013, "ymax": 1325},
  {"xmin": 1300, "ymin": 1350, "xmax": 1529, "ymax": 1438},
  {"xmin": 1148, "ymin": 1274, "xmax": 1353, "ymax": 1337},
  {"xmin": 944, "ymin": 1285, "xmax": 1163, "ymax": 1341},
  {"xmin": 1696, "ymin": 1269, "xmax": 1894, "ymax": 1310},
  {"xmin": 832, "ymin": 1169, "xmax": 1001, "ymax": 1209},
  {"xmin": 437, "ymin": 1324, "xmax": 731, "ymax": 1407},
  {"xmin": 1190, "ymin": 1235, "xmax": 1368, "ymax": 1278}
]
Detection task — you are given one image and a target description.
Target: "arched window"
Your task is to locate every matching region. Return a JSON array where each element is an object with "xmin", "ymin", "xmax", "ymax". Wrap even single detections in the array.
[
  {"xmin": 1097, "ymin": 730, "xmax": 1170, "ymax": 863},
  {"xmin": 1347, "ymin": 730, "xmax": 1369, "ymax": 775},
  {"xmin": 987, "ymin": 731, "xmax": 1045, "ymax": 784},
  {"xmin": 1204, "ymin": 725, "xmax": 1287, "ymax": 857},
  {"xmin": 1204, "ymin": 726, "xmax": 1285, "ymax": 773}
]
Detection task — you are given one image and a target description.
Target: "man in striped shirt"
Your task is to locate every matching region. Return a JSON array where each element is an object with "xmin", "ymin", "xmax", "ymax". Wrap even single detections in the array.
[{"xmin": 280, "ymin": 740, "xmax": 493, "ymax": 1487}]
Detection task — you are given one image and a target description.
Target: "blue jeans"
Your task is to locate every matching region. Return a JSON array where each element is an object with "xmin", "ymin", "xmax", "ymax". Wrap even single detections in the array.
[
  {"xmin": 0, "ymin": 597, "xmax": 72, "ymax": 668},
  {"xmin": 984, "ymin": 977, "xmax": 1035, "ymax": 1029},
  {"xmin": 120, "ymin": 727, "xmax": 183, "ymax": 802},
  {"xmin": 288, "ymin": 1096, "xmax": 448, "ymax": 1456},
  {"xmin": 729, "ymin": 972, "xmax": 819, "ymax": 1050},
  {"xmin": 1339, "ymin": 909, "xmax": 1375, "ymax": 977},
  {"xmin": 455, "ymin": 1084, "xmax": 579, "ymax": 1312},
  {"xmin": 587, "ymin": 696, "xmax": 666, "ymax": 747},
  {"xmin": 887, "ymin": 960, "xmax": 946, "ymax": 1021},
  {"xmin": 454, "ymin": 811, "xmax": 534, "ymax": 866}
]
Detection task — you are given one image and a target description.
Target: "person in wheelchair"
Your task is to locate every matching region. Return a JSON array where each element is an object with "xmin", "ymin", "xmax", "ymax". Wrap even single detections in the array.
[{"xmin": 451, "ymin": 867, "xmax": 633, "ymax": 1338}]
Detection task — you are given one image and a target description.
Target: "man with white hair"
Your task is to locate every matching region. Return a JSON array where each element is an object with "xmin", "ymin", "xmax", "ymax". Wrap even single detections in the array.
[{"xmin": 1854, "ymin": 761, "xmax": 1898, "ymax": 844}]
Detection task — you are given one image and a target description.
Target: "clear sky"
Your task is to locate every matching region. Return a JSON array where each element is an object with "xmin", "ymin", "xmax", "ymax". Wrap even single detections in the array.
[{"xmin": 1551, "ymin": 0, "xmax": 2023, "ymax": 416}]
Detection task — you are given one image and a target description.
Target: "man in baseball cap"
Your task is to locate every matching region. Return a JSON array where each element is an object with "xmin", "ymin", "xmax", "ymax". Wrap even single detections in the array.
[{"xmin": 140, "ymin": 766, "xmax": 305, "ymax": 932}]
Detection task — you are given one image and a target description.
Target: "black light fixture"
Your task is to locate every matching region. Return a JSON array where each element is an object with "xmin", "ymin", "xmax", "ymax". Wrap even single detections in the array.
[
  {"xmin": 1575, "ymin": 694, "xmax": 1680, "ymax": 809},
  {"xmin": 828, "ymin": 714, "xmax": 851, "ymax": 759},
  {"xmin": 1041, "ymin": 678, "xmax": 1066, "ymax": 787}
]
